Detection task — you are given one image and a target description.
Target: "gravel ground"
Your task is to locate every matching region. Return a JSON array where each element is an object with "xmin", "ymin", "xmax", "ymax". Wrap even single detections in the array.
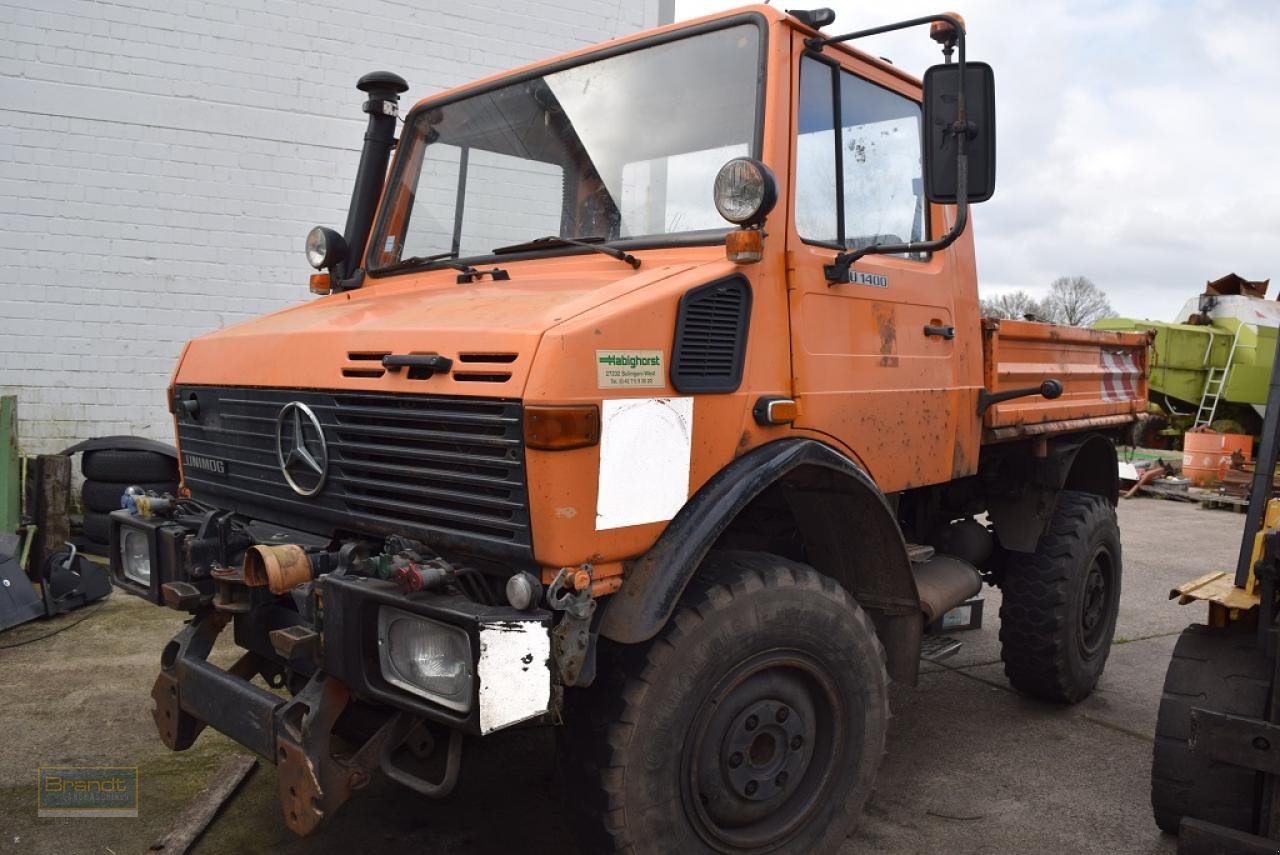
[{"xmin": 0, "ymin": 497, "xmax": 1241, "ymax": 853}]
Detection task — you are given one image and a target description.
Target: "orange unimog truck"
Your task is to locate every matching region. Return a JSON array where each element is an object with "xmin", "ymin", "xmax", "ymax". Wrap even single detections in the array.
[{"xmin": 109, "ymin": 7, "xmax": 1149, "ymax": 852}]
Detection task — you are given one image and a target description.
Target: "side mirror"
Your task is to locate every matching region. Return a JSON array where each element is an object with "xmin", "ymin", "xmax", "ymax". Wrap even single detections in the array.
[{"xmin": 921, "ymin": 61, "xmax": 996, "ymax": 204}]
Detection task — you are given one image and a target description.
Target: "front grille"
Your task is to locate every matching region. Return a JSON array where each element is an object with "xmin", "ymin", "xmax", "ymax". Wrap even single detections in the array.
[{"xmin": 174, "ymin": 386, "xmax": 531, "ymax": 561}]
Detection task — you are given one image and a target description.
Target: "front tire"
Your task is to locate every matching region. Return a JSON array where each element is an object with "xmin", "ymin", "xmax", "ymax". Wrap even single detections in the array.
[
  {"xmin": 999, "ymin": 490, "xmax": 1123, "ymax": 703},
  {"xmin": 1151, "ymin": 623, "xmax": 1269, "ymax": 834},
  {"xmin": 560, "ymin": 551, "xmax": 889, "ymax": 854}
]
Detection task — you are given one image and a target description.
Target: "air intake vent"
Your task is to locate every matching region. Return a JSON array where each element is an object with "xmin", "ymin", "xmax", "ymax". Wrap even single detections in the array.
[
  {"xmin": 342, "ymin": 351, "xmax": 390, "ymax": 379},
  {"xmin": 458, "ymin": 353, "xmax": 518, "ymax": 364},
  {"xmin": 454, "ymin": 372, "xmax": 512, "ymax": 383},
  {"xmin": 670, "ymin": 275, "xmax": 752, "ymax": 393}
]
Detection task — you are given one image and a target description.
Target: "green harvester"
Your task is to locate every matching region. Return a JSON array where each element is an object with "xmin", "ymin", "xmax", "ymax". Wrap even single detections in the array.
[{"xmin": 1095, "ymin": 273, "xmax": 1276, "ymax": 445}]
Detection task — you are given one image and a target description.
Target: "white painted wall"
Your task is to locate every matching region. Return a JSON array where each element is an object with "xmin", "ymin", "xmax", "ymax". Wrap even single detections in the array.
[{"xmin": 0, "ymin": 0, "xmax": 669, "ymax": 453}]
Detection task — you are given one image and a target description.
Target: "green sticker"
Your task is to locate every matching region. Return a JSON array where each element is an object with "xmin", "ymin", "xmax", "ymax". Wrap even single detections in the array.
[{"xmin": 596, "ymin": 350, "xmax": 664, "ymax": 389}]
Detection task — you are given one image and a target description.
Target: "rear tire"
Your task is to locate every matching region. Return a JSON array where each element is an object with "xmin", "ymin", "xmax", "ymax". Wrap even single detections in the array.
[
  {"xmin": 82, "ymin": 449, "xmax": 176, "ymax": 483},
  {"xmin": 999, "ymin": 490, "xmax": 1122, "ymax": 703},
  {"xmin": 1151, "ymin": 623, "xmax": 1269, "ymax": 834},
  {"xmin": 82, "ymin": 511, "xmax": 111, "ymax": 545},
  {"xmin": 559, "ymin": 551, "xmax": 889, "ymax": 854}
]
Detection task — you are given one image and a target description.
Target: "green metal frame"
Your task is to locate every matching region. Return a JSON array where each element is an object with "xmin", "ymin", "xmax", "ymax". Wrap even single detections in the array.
[{"xmin": 1, "ymin": 396, "xmax": 18, "ymax": 534}]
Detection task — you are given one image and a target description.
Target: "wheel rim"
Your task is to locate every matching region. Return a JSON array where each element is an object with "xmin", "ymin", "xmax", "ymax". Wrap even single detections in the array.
[
  {"xmin": 1079, "ymin": 545, "xmax": 1115, "ymax": 657},
  {"xmin": 684, "ymin": 651, "xmax": 846, "ymax": 851}
]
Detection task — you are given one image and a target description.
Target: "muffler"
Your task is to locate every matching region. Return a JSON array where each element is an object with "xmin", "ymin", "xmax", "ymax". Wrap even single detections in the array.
[
  {"xmin": 913, "ymin": 553, "xmax": 982, "ymax": 624},
  {"xmin": 243, "ymin": 544, "xmax": 313, "ymax": 595}
]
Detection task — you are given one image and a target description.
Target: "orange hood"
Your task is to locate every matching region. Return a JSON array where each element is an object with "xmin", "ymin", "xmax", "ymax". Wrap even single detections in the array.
[{"xmin": 175, "ymin": 252, "xmax": 714, "ymax": 396}]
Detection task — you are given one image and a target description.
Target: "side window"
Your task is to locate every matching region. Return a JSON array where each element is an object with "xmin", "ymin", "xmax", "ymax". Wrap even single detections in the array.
[
  {"xmin": 795, "ymin": 57, "xmax": 927, "ymax": 256},
  {"xmin": 839, "ymin": 70, "xmax": 926, "ymax": 249},
  {"xmin": 796, "ymin": 57, "xmax": 838, "ymax": 242}
]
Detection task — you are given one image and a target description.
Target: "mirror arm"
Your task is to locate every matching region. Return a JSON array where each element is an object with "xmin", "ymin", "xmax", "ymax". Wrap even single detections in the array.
[
  {"xmin": 823, "ymin": 187, "xmax": 968, "ymax": 284},
  {"xmin": 804, "ymin": 13, "xmax": 967, "ymax": 52},
  {"xmin": 812, "ymin": 13, "xmax": 973, "ymax": 286}
]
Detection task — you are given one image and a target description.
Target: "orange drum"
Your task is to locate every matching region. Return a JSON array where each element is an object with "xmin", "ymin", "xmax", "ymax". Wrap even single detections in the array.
[{"xmin": 1182, "ymin": 431, "xmax": 1253, "ymax": 487}]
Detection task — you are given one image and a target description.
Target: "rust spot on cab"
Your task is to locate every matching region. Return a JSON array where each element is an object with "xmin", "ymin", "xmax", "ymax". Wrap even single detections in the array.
[{"xmin": 872, "ymin": 302, "xmax": 899, "ymax": 368}]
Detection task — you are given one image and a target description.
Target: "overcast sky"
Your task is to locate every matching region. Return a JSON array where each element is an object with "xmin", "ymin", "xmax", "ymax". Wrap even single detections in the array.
[{"xmin": 674, "ymin": 0, "xmax": 1278, "ymax": 321}]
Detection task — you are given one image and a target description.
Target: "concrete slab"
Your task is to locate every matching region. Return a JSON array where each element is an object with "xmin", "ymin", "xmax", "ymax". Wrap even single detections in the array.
[{"xmin": 850, "ymin": 669, "xmax": 1173, "ymax": 854}]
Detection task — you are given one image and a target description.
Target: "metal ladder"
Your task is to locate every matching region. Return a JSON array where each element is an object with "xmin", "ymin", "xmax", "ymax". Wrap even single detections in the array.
[{"xmin": 1193, "ymin": 334, "xmax": 1240, "ymax": 430}]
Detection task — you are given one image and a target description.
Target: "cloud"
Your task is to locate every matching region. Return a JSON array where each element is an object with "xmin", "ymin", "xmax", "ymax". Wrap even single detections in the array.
[{"xmin": 675, "ymin": 0, "xmax": 1280, "ymax": 320}]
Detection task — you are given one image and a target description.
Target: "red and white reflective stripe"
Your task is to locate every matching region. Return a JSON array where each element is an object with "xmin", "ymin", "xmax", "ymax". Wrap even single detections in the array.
[{"xmin": 1100, "ymin": 350, "xmax": 1140, "ymax": 402}]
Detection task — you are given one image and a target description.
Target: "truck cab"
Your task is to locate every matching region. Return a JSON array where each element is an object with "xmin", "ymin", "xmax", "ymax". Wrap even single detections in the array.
[{"xmin": 111, "ymin": 7, "xmax": 1146, "ymax": 852}]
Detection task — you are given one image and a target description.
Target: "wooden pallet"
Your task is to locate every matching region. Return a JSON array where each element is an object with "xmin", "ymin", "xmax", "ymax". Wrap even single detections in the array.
[
  {"xmin": 1188, "ymin": 487, "xmax": 1249, "ymax": 513},
  {"xmin": 1136, "ymin": 482, "xmax": 1197, "ymax": 503}
]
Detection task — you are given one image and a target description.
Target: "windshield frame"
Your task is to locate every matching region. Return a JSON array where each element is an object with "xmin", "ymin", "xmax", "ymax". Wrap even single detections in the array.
[{"xmin": 366, "ymin": 12, "xmax": 769, "ymax": 278}]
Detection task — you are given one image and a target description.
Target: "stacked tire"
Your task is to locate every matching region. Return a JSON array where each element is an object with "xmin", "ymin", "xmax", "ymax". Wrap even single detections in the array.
[{"xmin": 80, "ymin": 449, "xmax": 178, "ymax": 550}]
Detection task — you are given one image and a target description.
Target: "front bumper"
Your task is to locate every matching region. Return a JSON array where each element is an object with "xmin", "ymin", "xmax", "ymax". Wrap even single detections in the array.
[
  {"xmin": 129, "ymin": 505, "xmax": 555, "ymax": 835},
  {"xmin": 154, "ymin": 583, "xmax": 552, "ymax": 834}
]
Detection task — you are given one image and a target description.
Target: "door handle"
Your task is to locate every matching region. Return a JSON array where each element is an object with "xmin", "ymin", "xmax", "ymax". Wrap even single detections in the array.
[{"xmin": 923, "ymin": 324, "xmax": 955, "ymax": 340}]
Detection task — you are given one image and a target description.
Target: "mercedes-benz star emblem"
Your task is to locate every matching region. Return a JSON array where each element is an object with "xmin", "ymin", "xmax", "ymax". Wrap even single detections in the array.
[{"xmin": 275, "ymin": 402, "xmax": 328, "ymax": 497}]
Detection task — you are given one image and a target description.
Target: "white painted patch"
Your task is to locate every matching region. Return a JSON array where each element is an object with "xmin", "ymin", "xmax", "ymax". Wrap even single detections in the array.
[
  {"xmin": 596, "ymin": 397, "xmax": 693, "ymax": 530},
  {"xmin": 476, "ymin": 620, "xmax": 551, "ymax": 735}
]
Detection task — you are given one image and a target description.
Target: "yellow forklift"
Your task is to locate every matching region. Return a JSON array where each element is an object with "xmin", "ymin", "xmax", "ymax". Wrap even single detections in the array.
[{"xmin": 1154, "ymin": 345, "xmax": 1280, "ymax": 853}]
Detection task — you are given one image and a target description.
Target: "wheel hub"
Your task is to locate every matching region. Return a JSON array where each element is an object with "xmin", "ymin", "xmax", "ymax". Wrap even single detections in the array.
[
  {"xmin": 1082, "ymin": 569, "xmax": 1105, "ymax": 633},
  {"xmin": 722, "ymin": 699, "xmax": 809, "ymax": 802},
  {"xmin": 1078, "ymin": 547, "xmax": 1115, "ymax": 656},
  {"xmin": 686, "ymin": 654, "xmax": 839, "ymax": 850}
]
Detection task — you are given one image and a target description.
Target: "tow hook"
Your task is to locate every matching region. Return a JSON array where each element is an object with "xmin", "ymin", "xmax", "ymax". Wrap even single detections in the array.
[{"xmin": 547, "ymin": 565, "xmax": 597, "ymax": 688}]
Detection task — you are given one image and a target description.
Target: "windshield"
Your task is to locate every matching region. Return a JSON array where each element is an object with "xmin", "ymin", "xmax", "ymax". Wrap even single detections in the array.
[{"xmin": 370, "ymin": 21, "xmax": 763, "ymax": 271}]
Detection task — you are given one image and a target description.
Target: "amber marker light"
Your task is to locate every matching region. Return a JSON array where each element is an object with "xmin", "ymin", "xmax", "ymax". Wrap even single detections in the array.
[
  {"xmin": 753, "ymin": 396, "xmax": 798, "ymax": 426},
  {"xmin": 525, "ymin": 404, "xmax": 601, "ymax": 450},
  {"xmin": 309, "ymin": 273, "xmax": 332, "ymax": 295},
  {"xmin": 726, "ymin": 229, "xmax": 764, "ymax": 264},
  {"xmin": 930, "ymin": 12, "xmax": 966, "ymax": 43}
]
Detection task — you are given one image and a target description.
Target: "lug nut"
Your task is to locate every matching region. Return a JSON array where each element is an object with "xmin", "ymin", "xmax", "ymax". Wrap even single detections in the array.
[
  {"xmin": 745, "ymin": 780, "xmax": 758, "ymax": 796},
  {"xmin": 745, "ymin": 715, "xmax": 759, "ymax": 731},
  {"xmin": 776, "ymin": 707, "xmax": 789, "ymax": 723},
  {"xmin": 775, "ymin": 771, "xmax": 789, "ymax": 787},
  {"xmin": 729, "ymin": 752, "xmax": 743, "ymax": 768},
  {"xmin": 790, "ymin": 735, "xmax": 803, "ymax": 751}
]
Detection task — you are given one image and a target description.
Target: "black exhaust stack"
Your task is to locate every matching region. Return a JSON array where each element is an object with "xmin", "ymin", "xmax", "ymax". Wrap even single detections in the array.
[{"xmin": 337, "ymin": 71, "xmax": 409, "ymax": 285}]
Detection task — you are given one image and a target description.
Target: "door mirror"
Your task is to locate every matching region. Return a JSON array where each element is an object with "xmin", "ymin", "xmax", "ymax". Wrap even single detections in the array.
[{"xmin": 921, "ymin": 61, "xmax": 996, "ymax": 204}]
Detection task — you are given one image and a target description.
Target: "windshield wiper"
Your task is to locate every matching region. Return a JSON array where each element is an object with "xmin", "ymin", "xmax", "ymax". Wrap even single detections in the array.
[
  {"xmin": 378, "ymin": 250, "xmax": 463, "ymax": 274},
  {"xmin": 379, "ymin": 251, "xmax": 510, "ymax": 283},
  {"xmin": 492, "ymin": 236, "xmax": 641, "ymax": 269}
]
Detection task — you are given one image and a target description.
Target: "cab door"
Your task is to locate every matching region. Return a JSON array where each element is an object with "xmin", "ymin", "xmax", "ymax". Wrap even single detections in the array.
[{"xmin": 785, "ymin": 42, "xmax": 977, "ymax": 492}]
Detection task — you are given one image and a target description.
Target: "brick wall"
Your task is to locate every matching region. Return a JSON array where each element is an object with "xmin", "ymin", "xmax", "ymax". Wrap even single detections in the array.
[{"xmin": 0, "ymin": 0, "xmax": 668, "ymax": 453}]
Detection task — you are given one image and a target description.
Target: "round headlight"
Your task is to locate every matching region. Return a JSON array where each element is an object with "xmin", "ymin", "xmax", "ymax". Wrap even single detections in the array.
[
  {"xmin": 305, "ymin": 226, "xmax": 348, "ymax": 270},
  {"xmin": 713, "ymin": 157, "xmax": 778, "ymax": 227}
]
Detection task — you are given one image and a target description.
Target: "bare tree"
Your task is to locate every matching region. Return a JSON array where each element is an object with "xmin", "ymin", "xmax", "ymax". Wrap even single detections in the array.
[
  {"xmin": 1041, "ymin": 276, "xmax": 1114, "ymax": 326},
  {"xmin": 980, "ymin": 290, "xmax": 1045, "ymax": 320}
]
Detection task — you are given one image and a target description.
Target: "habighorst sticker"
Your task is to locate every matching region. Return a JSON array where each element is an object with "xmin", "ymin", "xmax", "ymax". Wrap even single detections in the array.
[{"xmin": 596, "ymin": 350, "xmax": 664, "ymax": 389}]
